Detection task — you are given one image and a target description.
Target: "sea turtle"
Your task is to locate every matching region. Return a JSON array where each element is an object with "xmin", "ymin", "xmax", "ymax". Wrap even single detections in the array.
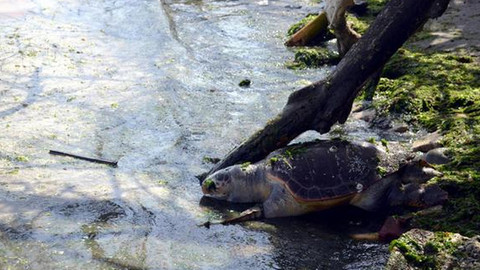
[{"xmin": 201, "ymin": 140, "xmax": 447, "ymax": 223}]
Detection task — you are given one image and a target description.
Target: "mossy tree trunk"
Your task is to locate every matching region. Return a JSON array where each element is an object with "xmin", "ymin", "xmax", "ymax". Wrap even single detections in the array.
[{"xmin": 202, "ymin": 0, "xmax": 450, "ymax": 180}]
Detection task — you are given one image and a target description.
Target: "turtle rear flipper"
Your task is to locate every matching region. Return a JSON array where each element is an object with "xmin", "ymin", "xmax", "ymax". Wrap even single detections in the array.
[
  {"xmin": 387, "ymin": 183, "xmax": 448, "ymax": 208},
  {"xmin": 402, "ymin": 183, "xmax": 448, "ymax": 208},
  {"xmin": 398, "ymin": 160, "xmax": 443, "ymax": 184}
]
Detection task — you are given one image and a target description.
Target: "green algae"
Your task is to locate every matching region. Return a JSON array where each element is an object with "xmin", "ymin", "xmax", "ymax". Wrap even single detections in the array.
[
  {"xmin": 240, "ymin": 161, "xmax": 251, "ymax": 171},
  {"xmin": 14, "ymin": 156, "xmax": 29, "ymax": 162},
  {"xmin": 286, "ymin": 48, "xmax": 340, "ymax": 69},
  {"xmin": 334, "ymin": 0, "xmax": 480, "ymax": 237},
  {"xmin": 380, "ymin": 138, "xmax": 388, "ymax": 147},
  {"xmin": 346, "ymin": 14, "xmax": 370, "ymax": 35},
  {"xmin": 376, "ymin": 166, "xmax": 388, "ymax": 177},
  {"xmin": 370, "ymin": 48, "xmax": 480, "ymax": 236},
  {"xmin": 365, "ymin": 0, "xmax": 389, "ymax": 16},
  {"xmin": 389, "ymin": 232, "xmax": 460, "ymax": 269},
  {"xmin": 269, "ymin": 156, "xmax": 279, "ymax": 166},
  {"xmin": 346, "ymin": 0, "xmax": 390, "ymax": 35},
  {"xmin": 268, "ymin": 144, "xmax": 308, "ymax": 168}
]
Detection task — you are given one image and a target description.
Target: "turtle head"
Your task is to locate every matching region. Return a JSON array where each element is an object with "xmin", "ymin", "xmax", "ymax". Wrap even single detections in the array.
[
  {"xmin": 201, "ymin": 165, "xmax": 246, "ymax": 200},
  {"xmin": 201, "ymin": 164, "xmax": 269, "ymax": 202}
]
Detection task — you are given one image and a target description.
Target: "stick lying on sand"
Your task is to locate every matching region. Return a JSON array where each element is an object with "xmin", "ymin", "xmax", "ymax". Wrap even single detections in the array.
[{"xmin": 49, "ymin": 150, "xmax": 118, "ymax": 167}]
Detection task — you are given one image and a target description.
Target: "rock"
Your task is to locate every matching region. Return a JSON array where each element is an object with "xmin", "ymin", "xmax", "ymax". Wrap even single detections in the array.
[
  {"xmin": 351, "ymin": 108, "xmax": 376, "ymax": 122},
  {"xmin": 351, "ymin": 101, "xmax": 372, "ymax": 113},
  {"xmin": 351, "ymin": 102, "xmax": 364, "ymax": 113},
  {"xmin": 423, "ymin": 147, "xmax": 450, "ymax": 165},
  {"xmin": 347, "ymin": 0, "xmax": 368, "ymax": 16},
  {"xmin": 284, "ymin": 5, "xmax": 302, "ymax": 9},
  {"xmin": 386, "ymin": 229, "xmax": 480, "ymax": 270},
  {"xmin": 389, "ymin": 123, "xmax": 409, "ymax": 133},
  {"xmin": 412, "ymin": 131, "xmax": 442, "ymax": 152},
  {"xmin": 239, "ymin": 79, "xmax": 251, "ymax": 87}
]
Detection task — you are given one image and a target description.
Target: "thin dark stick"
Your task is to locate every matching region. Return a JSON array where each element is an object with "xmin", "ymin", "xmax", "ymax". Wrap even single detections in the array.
[{"xmin": 49, "ymin": 150, "xmax": 118, "ymax": 167}]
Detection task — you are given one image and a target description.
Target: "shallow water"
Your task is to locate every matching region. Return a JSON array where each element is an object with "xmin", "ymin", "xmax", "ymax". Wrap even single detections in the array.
[{"xmin": 0, "ymin": 0, "xmax": 396, "ymax": 269}]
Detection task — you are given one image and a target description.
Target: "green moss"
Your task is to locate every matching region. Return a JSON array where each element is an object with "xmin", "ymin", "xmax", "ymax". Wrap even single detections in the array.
[
  {"xmin": 366, "ymin": 0, "xmax": 389, "ymax": 15},
  {"xmin": 367, "ymin": 137, "xmax": 376, "ymax": 144},
  {"xmin": 286, "ymin": 48, "xmax": 340, "ymax": 69},
  {"xmin": 15, "ymin": 156, "xmax": 29, "ymax": 162},
  {"xmin": 380, "ymin": 138, "xmax": 388, "ymax": 147},
  {"xmin": 345, "ymin": 0, "xmax": 390, "ymax": 35},
  {"xmin": 157, "ymin": 179, "xmax": 168, "ymax": 185},
  {"xmin": 7, "ymin": 168, "xmax": 19, "ymax": 175},
  {"xmin": 284, "ymin": 144, "xmax": 308, "ymax": 158},
  {"xmin": 240, "ymin": 161, "xmax": 251, "ymax": 171},
  {"xmin": 269, "ymin": 157, "xmax": 279, "ymax": 166},
  {"xmin": 268, "ymin": 144, "xmax": 308, "ymax": 168},
  {"xmin": 202, "ymin": 156, "xmax": 220, "ymax": 164},
  {"xmin": 376, "ymin": 166, "xmax": 388, "ymax": 177},
  {"xmin": 346, "ymin": 14, "xmax": 370, "ymax": 35},
  {"xmin": 370, "ymin": 48, "xmax": 480, "ymax": 235},
  {"xmin": 389, "ymin": 233, "xmax": 454, "ymax": 269}
]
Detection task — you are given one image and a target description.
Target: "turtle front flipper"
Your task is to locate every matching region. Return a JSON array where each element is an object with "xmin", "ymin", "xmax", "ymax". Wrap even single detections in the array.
[
  {"xmin": 222, "ymin": 206, "xmax": 264, "ymax": 224},
  {"xmin": 198, "ymin": 206, "xmax": 263, "ymax": 228}
]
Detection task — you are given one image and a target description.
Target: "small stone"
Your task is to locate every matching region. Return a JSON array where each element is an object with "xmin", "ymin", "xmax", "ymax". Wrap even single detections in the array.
[
  {"xmin": 412, "ymin": 131, "xmax": 442, "ymax": 152},
  {"xmin": 239, "ymin": 79, "xmax": 251, "ymax": 87},
  {"xmin": 284, "ymin": 5, "xmax": 302, "ymax": 9},
  {"xmin": 423, "ymin": 147, "xmax": 450, "ymax": 165},
  {"xmin": 351, "ymin": 108, "xmax": 376, "ymax": 122},
  {"xmin": 351, "ymin": 102, "xmax": 365, "ymax": 113},
  {"xmin": 390, "ymin": 123, "xmax": 409, "ymax": 133}
]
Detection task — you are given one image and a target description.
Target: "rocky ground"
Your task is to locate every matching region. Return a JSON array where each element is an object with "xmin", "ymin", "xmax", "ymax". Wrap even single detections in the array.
[
  {"xmin": 365, "ymin": 0, "xmax": 480, "ymax": 268},
  {"xmin": 387, "ymin": 229, "xmax": 480, "ymax": 270}
]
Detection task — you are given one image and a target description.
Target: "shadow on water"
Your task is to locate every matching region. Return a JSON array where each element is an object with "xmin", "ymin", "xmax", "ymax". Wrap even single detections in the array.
[
  {"xmin": 0, "ymin": 67, "xmax": 42, "ymax": 118},
  {"xmin": 200, "ymin": 196, "xmax": 389, "ymax": 270}
]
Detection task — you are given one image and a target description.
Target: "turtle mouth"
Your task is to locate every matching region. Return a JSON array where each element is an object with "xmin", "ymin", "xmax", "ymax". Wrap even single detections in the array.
[{"xmin": 202, "ymin": 178, "xmax": 217, "ymax": 194}]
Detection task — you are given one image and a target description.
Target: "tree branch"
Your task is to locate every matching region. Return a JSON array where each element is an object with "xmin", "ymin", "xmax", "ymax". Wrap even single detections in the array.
[{"xmin": 202, "ymin": 0, "xmax": 450, "ymax": 180}]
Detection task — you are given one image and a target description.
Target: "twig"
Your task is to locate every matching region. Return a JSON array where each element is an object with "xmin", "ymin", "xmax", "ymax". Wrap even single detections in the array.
[{"xmin": 49, "ymin": 150, "xmax": 118, "ymax": 167}]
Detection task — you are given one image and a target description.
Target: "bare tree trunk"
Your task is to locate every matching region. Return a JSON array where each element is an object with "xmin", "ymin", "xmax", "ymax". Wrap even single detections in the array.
[
  {"xmin": 325, "ymin": 0, "xmax": 361, "ymax": 57},
  {"xmin": 201, "ymin": 0, "xmax": 450, "ymax": 180}
]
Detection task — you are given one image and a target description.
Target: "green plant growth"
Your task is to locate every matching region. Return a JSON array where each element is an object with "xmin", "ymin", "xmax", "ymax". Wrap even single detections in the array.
[
  {"xmin": 389, "ymin": 232, "xmax": 460, "ymax": 269},
  {"xmin": 240, "ymin": 162, "xmax": 251, "ymax": 171},
  {"xmin": 286, "ymin": 48, "xmax": 340, "ymax": 69},
  {"xmin": 370, "ymin": 48, "xmax": 480, "ymax": 236}
]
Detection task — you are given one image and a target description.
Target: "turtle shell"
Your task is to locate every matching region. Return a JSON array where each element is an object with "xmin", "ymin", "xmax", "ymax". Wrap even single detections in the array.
[{"xmin": 265, "ymin": 140, "xmax": 382, "ymax": 201}]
